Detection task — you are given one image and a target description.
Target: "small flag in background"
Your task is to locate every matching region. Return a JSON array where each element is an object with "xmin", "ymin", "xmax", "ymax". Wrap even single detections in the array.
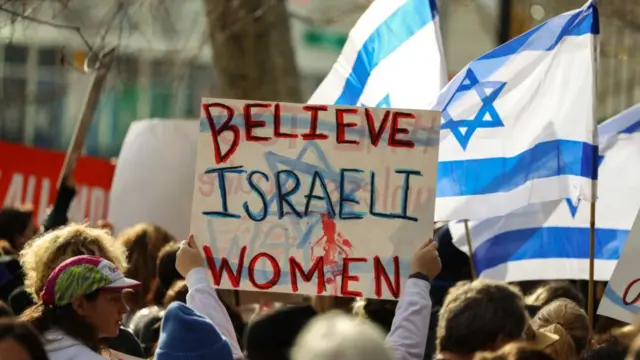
[
  {"xmin": 308, "ymin": 0, "xmax": 447, "ymax": 110},
  {"xmin": 449, "ymin": 103, "xmax": 640, "ymax": 282},
  {"xmin": 434, "ymin": 0, "xmax": 600, "ymax": 221}
]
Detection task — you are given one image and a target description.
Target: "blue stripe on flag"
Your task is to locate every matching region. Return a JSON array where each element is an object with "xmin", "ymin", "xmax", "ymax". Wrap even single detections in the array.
[
  {"xmin": 335, "ymin": 0, "xmax": 438, "ymax": 105},
  {"xmin": 474, "ymin": 227, "xmax": 626, "ymax": 274},
  {"xmin": 479, "ymin": 2, "xmax": 598, "ymax": 61},
  {"xmin": 436, "ymin": 139, "xmax": 597, "ymax": 197}
]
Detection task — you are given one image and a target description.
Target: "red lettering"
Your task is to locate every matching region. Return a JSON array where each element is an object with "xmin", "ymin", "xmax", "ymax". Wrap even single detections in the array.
[
  {"xmin": 248, "ymin": 252, "xmax": 281, "ymax": 290},
  {"xmin": 274, "ymin": 103, "xmax": 297, "ymax": 139},
  {"xmin": 335, "ymin": 108, "xmax": 360, "ymax": 145},
  {"xmin": 623, "ymin": 277, "xmax": 640, "ymax": 305},
  {"xmin": 301, "ymin": 105, "xmax": 329, "ymax": 140},
  {"xmin": 388, "ymin": 111, "xmax": 415, "ymax": 149},
  {"xmin": 289, "ymin": 256, "xmax": 325, "ymax": 294},
  {"xmin": 203, "ymin": 245, "xmax": 246, "ymax": 288},
  {"xmin": 202, "ymin": 103, "xmax": 240, "ymax": 164},
  {"xmin": 340, "ymin": 257, "xmax": 367, "ymax": 297},
  {"xmin": 243, "ymin": 103, "xmax": 271, "ymax": 142},
  {"xmin": 365, "ymin": 109, "xmax": 391, "ymax": 147},
  {"xmin": 373, "ymin": 256, "xmax": 400, "ymax": 299}
]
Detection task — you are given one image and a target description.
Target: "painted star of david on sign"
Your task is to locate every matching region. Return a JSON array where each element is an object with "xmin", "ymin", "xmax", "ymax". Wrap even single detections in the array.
[
  {"xmin": 565, "ymin": 154, "xmax": 605, "ymax": 218},
  {"xmin": 440, "ymin": 68, "xmax": 507, "ymax": 150}
]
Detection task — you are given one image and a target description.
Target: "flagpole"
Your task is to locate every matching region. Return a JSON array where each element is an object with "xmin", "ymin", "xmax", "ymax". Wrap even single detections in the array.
[
  {"xmin": 588, "ymin": 12, "xmax": 600, "ymax": 328},
  {"xmin": 588, "ymin": 202, "xmax": 596, "ymax": 328},
  {"xmin": 463, "ymin": 219, "xmax": 477, "ymax": 279}
]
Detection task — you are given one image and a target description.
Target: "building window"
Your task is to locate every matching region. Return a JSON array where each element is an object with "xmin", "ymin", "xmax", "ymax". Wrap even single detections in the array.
[{"xmin": 0, "ymin": 44, "xmax": 28, "ymax": 143}]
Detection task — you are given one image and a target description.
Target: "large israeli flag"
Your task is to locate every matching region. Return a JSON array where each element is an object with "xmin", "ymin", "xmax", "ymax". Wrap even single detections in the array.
[
  {"xmin": 308, "ymin": 0, "xmax": 447, "ymax": 110},
  {"xmin": 435, "ymin": 1, "xmax": 599, "ymax": 220},
  {"xmin": 449, "ymin": 103, "xmax": 640, "ymax": 282}
]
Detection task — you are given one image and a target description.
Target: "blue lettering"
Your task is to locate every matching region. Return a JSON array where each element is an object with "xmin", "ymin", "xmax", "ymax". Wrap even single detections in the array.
[
  {"xmin": 304, "ymin": 171, "xmax": 336, "ymax": 217},
  {"xmin": 339, "ymin": 168, "xmax": 365, "ymax": 220},
  {"xmin": 276, "ymin": 170, "xmax": 302, "ymax": 219},
  {"xmin": 243, "ymin": 170, "xmax": 269, "ymax": 221},
  {"xmin": 202, "ymin": 165, "xmax": 245, "ymax": 219}
]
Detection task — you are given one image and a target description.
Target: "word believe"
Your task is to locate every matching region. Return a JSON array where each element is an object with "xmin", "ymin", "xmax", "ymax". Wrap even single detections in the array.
[
  {"xmin": 203, "ymin": 245, "xmax": 401, "ymax": 299},
  {"xmin": 203, "ymin": 165, "xmax": 422, "ymax": 222},
  {"xmin": 202, "ymin": 102, "xmax": 418, "ymax": 164}
]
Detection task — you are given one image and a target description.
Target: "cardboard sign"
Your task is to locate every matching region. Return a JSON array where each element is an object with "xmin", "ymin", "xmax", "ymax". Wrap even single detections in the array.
[
  {"xmin": 0, "ymin": 141, "xmax": 114, "ymax": 226},
  {"xmin": 598, "ymin": 210, "xmax": 640, "ymax": 323},
  {"xmin": 190, "ymin": 99, "xmax": 440, "ymax": 299}
]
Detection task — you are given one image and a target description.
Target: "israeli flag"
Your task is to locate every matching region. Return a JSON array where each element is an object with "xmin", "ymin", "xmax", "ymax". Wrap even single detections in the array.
[
  {"xmin": 449, "ymin": 103, "xmax": 640, "ymax": 282},
  {"xmin": 435, "ymin": 1, "xmax": 599, "ymax": 221},
  {"xmin": 308, "ymin": 0, "xmax": 447, "ymax": 110}
]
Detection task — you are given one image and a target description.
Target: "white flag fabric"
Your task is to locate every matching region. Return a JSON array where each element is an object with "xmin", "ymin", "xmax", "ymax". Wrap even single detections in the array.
[
  {"xmin": 434, "ymin": 1, "xmax": 599, "ymax": 220},
  {"xmin": 449, "ymin": 103, "xmax": 640, "ymax": 282},
  {"xmin": 308, "ymin": 0, "xmax": 447, "ymax": 110}
]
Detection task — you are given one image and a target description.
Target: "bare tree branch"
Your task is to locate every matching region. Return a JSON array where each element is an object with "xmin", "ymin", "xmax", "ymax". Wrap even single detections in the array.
[{"xmin": 0, "ymin": 5, "xmax": 93, "ymax": 50}]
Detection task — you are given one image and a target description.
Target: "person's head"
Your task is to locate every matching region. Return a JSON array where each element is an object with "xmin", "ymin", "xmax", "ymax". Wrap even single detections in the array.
[
  {"xmin": 581, "ymin": 336, "xmax": 627, "ymax": 360},
  {"xmin": 150, "ymin": 242, "xmax": 182, "ymax": 305},
  {"xmin": 437, "ymin": 279, "xmax": 528, "ymax": 356},
  {"xmin": 352, "ymin": 298, "xmax": 397, "ymax": 333},
  {"xmin": 0, "ymin": 319, "xmax": 48, "ymax": 360},
  {"xmin": 244, "ymin": 304, "xmax": 317, "ymax": 360},
  {"xmin": 118, "ymin": 223, "xmax": 176, "ymax": 311},
  {"xmin": 538, "ymin": 323, "xmax": 576, "ymax": 360},
  {"xmin": 474, "ymin": 342, "xmax": 555, "ymax": 360},
  {"xmin": 531, "ymin": 298, "xmax": 591, "ymax": 355},
  {"xmin": 129, "ymin": 306, "xmax": 164, "ymax": 358},
  {"xmin": 291, "ymin": 310, "xmax": 393, "ymax": 360},
  {"xmin": 19, "ymin": 224, "xmax": 128, "ymax": 301},
  {"xmin": 526, "ymin": 281, "xmax": 585, "ymax": 309},
  {"xmin": 626, "ymin": 332, "xmax": 640, "ymax": 360},
  {"xmin": 163, "ymin": 280, "xmax": 188, "ymax": 308},
  {"xmin": 20, "ymin": 255, "xmax": 141, "ymax": 352},
  {"xmin": 0, "ymin": 207, "xmax": 36, "ymax": 252},
  {"xmin": 155, "ymin": 301, "xmax": 233, "ymax": 360}
]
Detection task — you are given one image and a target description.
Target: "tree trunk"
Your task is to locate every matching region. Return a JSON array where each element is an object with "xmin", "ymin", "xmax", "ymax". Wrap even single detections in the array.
[{"xmin": 203, "ymin": 0, "xmax": 302, "ymax": 102}]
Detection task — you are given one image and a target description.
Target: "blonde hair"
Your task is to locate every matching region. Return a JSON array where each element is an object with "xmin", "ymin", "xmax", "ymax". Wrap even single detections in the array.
[
  {"xmin": 474, "ymin": 341, "xmax": 554, "ymax": 360},
  {"xmin": 352, "ymin": 298, "xmax": 367, "ymax": 319},
  {"xmin": 531, "ymin": 298, "xmax": 590, "ymax": 355},
  {"xmin": 117, "ymin": 223, "xmax": 175, "ymax": 311},
  {"xmin": 291, "ymin": 311, "xmax": 393, "ymax": 360},
  {"xmin": 19, "ymin": 224, "xmax": 128, "ymax": 300},
  {"xmin": 539, "ymin": 324, "xmax": 576, "ymax": 360}
]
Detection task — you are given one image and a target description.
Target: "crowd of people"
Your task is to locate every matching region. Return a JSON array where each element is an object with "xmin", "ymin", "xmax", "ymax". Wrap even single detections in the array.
[{"xmin": 0, "ymin": 179, "xmax": 638, "ymax": 359}]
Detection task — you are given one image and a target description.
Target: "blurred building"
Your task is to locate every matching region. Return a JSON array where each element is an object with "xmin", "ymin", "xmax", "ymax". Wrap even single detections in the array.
[{"xmin": 0, "ymin": 0, "xmax": 636, "ymax": 158}]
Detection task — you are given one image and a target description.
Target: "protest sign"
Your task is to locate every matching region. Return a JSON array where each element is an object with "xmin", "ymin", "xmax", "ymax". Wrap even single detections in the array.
[
  {"xmin": 598, "ymin": 210, "xmax": 640, "ymax": 323},
  {"xmin": 0, "ymin": 141, "xmax": 114, "ymax": 225},
  {"xmin": 190, "ymin": 99, "xmax": 440, "ymax": 299},
  {"xmin": 108, "ymin": 119, "xmax": 199, "ymax": 238}
]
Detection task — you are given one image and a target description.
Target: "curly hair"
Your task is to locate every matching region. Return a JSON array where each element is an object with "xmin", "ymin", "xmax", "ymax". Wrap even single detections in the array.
[
  {"xmin": 19, "ymin": 224, "xmax": 128, "ymax": 301},
  {"xmin": 117, "ymin": 223, "xmax": 176, "ymax": 312}
]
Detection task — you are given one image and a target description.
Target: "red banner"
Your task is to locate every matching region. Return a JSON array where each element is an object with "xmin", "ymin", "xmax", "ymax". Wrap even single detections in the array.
[{"xmin": 0, "ymin": 141, "xmax": 115, "ymax": 226}]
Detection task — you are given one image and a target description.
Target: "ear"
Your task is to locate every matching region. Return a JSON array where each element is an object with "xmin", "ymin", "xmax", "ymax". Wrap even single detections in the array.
[{"xmin": 71, "ymin": 297, "xmax": 89, "ymax": 316}]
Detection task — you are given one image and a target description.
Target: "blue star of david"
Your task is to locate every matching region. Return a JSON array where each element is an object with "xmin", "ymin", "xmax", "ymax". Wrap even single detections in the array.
[
  {"xmin": 361, "ymin": 94, "xmax": 391, "ymax": 108},
  {"xmin": 260, "ymin": 141, "xmax": 365, "ymax": 248},
  {"xmin": 440, "ymin": 69, "xmax": 507, "ymax": 150},
  {"xmin": 565, "ymin": 154, "xmax": 605, "ymax": 218}
]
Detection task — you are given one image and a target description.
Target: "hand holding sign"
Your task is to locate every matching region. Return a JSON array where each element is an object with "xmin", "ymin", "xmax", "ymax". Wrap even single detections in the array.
[
  {"xmin": 410, "ymin": 238, "xmax": 441, "ymax": 280},
  {"xmin": 176, "ymin": 234, "xmax": 205, "ymax": 278}
]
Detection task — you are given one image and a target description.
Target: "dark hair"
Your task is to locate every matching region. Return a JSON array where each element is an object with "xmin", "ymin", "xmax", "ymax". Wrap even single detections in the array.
[
  {"xmin": 0, "ymin": 208, "xmax": 33, "ymax": 250},
  {"xmin": 117, "ymin": 224, "xmax": 175, "ymax": 312},
  {"xmin": 526, "ymin": 281, "xmax": 585, "ymax": 309},
  {"xmin": 0, "ymin": 318, "xmax": 48, "ymax": 360},
  {"xmin": 579, "ymin": 337, "xmax": 627, "ymax": 360},
  {"xmin": 437, "ymin": 280, "xmax": 527, "ymax": 355},
  {"xmin": 0, "ymin": 301, "xmax": 13, "ymax": 319},
  {"xmin": 20, "ymin": 290, "xmax": 102, "ymax": 352},
  {"xmin": 162, "ymin": 280, "xmax": 188, "ymax": 308},
  {"xmin": 474, "ymin": 342, "xmax": 555, "ymax": 360}
]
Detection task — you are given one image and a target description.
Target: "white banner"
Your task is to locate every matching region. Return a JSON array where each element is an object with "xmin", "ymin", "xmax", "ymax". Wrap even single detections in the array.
[{"xmin": 109, "ymin": 119, "xmax": 198, "ymax": 238}]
